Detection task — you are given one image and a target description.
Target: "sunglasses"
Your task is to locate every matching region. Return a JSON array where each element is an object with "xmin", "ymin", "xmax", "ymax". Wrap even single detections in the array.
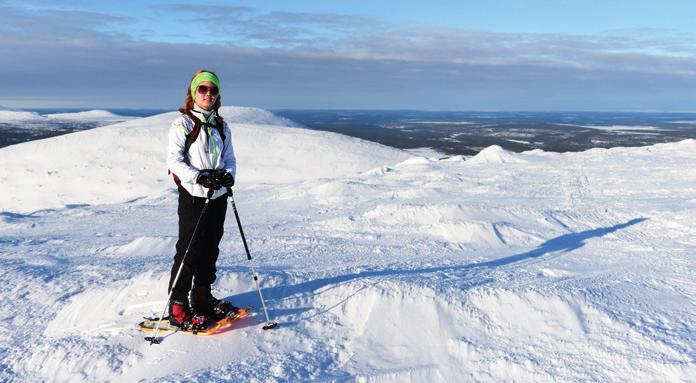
[{"xmin": 197, "ymin": 85, "xmax": 219, "ymax": 96}]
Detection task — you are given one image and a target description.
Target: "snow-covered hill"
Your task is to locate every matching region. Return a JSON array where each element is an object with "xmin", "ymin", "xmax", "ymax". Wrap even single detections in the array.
[
  {"xmin": 0, "ymin": 109, "xmax": 45, "ymax": 122},
  {"xmin": 0, "ymin": 108, "xmax": 134, "ymax": 124},
  {"xmin": 0, "ymin": 107, "xmax": 694, "ymax": 382},
  {"xmin": 0, "ymin": 106, "xmax": 408, "ymax": 213},
  {"xmin": 44, "ymin": 110, "xmax": 136, "ymax": 122}
]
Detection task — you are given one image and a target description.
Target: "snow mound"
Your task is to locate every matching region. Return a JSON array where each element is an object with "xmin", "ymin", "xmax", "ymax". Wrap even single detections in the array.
[
  {"xmin": 38, "ymin": 272, "xmax": 258, "ymax": 381},
  {"xmin": 220, "ymin": 106, "xmax": 301, "ymax": 127},
  {"xmin": 468, "ymin": 145, "xmax": 526, "ymax": 164},
  {"xmin": 45, "ymin": 273, "xmax": 163, "ymax": 338},
  {"xmin": 361, "ymin": 204, "xmax": 504, "ymax": 246},
  {"xmin": 100, "ymin": 236, "xmax": 174, "ymax": 257},
  {"xmin": 20, "ymin": 337, "xmax": 139, "ymax": 382},
  {"xmin": 233, "ymin": 120, "xmax": 408, "ymax": 186},
  {"xmin": 45, "ymin": 109, "xmax": 133, "ymax": 122},
  {"xmin": 397, "ymin": 156, "xmax": 433, "ymax": 166},
  {"xmin": 0, "ymin": 110, "xmax": 45, "ymax": 122},
  {"xmin": 311, "ymin": 282, "xmax": 691, "ymax": 381},
  {"xmin": 326, "ymin": 203, "xmax": 546, "ymax": 247}
]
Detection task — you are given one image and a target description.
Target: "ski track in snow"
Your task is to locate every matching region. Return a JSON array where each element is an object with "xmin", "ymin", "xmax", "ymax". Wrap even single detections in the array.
[{"xmin": 0, "ymin": 108, "xmax": 695, "ymax": 382}]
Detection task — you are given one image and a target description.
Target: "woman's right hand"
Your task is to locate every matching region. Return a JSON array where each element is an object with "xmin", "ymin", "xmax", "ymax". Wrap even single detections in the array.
[{"xmin": 196, "ymin": 169, "xmax": 221, "ymax": 190}]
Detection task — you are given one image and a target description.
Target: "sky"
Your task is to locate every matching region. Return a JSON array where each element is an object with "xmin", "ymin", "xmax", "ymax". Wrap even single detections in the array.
[{"xmin": 1, "ymin": 0, "xmax": 695, "ymax": 111}]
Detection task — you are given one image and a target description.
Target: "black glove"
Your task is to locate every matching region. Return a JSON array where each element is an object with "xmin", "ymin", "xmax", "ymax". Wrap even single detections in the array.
[
  {"xmin": 196, "ymin": 169, "xmax": 221, "ymax": 190},
  {"xmin": 214, "ymin": 169, "xmax": 235, "ymax": 188}
]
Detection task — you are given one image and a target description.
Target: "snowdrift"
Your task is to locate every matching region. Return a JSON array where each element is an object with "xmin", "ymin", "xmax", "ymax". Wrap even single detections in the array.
[{"xmin": 1, "ymin": 108, "xmax": 694, "ymax": 382}]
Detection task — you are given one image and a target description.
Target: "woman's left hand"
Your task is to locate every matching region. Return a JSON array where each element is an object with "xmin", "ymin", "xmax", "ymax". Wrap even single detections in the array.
[{"xmin": 214, "ymin": 170, "xmax": 235, "ymax": 187}]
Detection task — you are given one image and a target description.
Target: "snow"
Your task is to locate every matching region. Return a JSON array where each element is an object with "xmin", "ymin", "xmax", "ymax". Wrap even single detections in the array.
[
  {"xmin": 557, "ymin": 123, "xmax": 672, "ymax": 131},
  {"xmin": 44, "ymin": 110, "xmax": 135, "ymax": 122},
  {"xmin": 410, "ymin": 121, "xmax": 475, "ymax": 125},
  {"xmin": 0, "ymin": 108, "xmax": 134, "ymax": 123},
  {"xmin": 403, "ymin": 147, "xmax": 448, "ymax": 158},
  {"xmin": 0, "ymin": 106, "xmax": 407, "ymax": 213},
  {"xmin": 0, "ymin": 107, "xmax": 694, "ymax": 382},
  {"xmin": 467, "ymin": 144, "xmax": 526, "ymax": 164},
  {"xmin": 0, "ymin": 110, "xmax": 45, "ymax": 122}
]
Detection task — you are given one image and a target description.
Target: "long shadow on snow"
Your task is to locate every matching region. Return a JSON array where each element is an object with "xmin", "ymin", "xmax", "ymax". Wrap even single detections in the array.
[{"xmin": 225, "ymin": 218, "xmax": 647, "ymax": 323}]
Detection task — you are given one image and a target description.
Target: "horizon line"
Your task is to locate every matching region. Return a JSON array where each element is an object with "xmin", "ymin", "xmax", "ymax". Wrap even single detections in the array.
[{"xmin": 14, "ymin": 106, "xmax": 696, "ymax": 115}]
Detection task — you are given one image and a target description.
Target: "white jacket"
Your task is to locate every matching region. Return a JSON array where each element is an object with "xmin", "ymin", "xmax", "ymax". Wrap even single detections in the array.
[{"xmin": 166, "ymin": 109, "xmax": 236, "ymax": 199}]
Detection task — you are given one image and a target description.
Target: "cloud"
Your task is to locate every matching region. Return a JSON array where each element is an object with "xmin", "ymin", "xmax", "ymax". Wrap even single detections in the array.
[
  {"xmin": 161, "ymin": 5, "xmax": 379, "ymax": 48},
  {"xmin": 323, "ymin": 27, "xmax": 696, "ymax": 77},
  {"xmin": 0, "ymin": 4, "xmax": 695, "ymax": 110},
  {"xmin": 149, "ymin": 5, "xmax": 696, "ymax": 76}
]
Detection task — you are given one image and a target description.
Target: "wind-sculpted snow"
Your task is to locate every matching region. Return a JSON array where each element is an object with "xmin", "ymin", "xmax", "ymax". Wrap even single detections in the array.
[{"xmin": 0, "ymin": 109, "xmax": 694, "ymax": 381}]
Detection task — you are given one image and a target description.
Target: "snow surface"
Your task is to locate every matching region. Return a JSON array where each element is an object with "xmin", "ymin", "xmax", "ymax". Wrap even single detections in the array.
[
  {"xmin": 0, "ymin": 107, "xmax": 406, "ymax": 213},
  {"xmin": 556, "ymin": 123, "xmax": 672, "ymax": 131},
  {"xmin": 44, "ymin": 110, "xmax": 135, "ymax": 122},
  {"xmin": 0, "ymin": 110, "xmax": 45, "ymax": 122},
  {"xmin": 0, "ymin": 109, "xmax": 134, "ymax": 124},
  {"xmin": 0, "ymin": 107, "xmax": 694, "ymax": 382}
]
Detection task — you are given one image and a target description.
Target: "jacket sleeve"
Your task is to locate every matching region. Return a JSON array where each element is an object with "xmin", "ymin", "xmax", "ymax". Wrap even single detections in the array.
[
  {"xmin": 222, "ymin": 122, "xmax": 237, "ymax": 179},
  {"xmin": 166, "ymin": 117, "xmax": 200, "ymax": 184}
]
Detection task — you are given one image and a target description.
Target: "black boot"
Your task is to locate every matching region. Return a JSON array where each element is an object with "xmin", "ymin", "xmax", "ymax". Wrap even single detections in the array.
[
  {"xmin": 212, "ymin": 299, "xmax": 245, "ymax": 320},
  {"xmin": 191, "ymin": 283, "xmax": 214, "ymax": 315},
  {"xmin": 191, "ymin": 283, "xmax": 243, "ymax": 320}
]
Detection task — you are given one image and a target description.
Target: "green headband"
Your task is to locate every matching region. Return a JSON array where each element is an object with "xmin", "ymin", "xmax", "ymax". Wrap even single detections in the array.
[{"xmin": 190, "ymin": 71, "xmax": 221, "ymax": 99}]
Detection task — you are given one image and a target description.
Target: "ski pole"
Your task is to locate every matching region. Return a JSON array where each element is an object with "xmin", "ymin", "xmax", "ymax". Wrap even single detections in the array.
[
  {"xmin": 146, "ymin": 187, "xmax": 215, "ymax": 345},
  {"xmin": 227, "ymin": 187, "xmax": 278, "ymax": 330}
]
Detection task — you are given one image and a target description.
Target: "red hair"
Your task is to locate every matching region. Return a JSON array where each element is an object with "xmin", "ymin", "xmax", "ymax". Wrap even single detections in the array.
[{"xmin": 179, "ymin": 69, "xmax": 222, "ymax": 115}]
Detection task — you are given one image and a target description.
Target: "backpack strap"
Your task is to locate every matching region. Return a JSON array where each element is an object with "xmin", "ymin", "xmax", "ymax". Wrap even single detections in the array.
[
  {"xmin": 185, "ymin": 111, "xmax": 226, "ymax": 149},
  {"xmin": 182, "ymin": 111, "xmax": 203, "ymax": 164},
  {"xmin": 216, "ymin": 116, "xmax": 226, "ymax": 143},
  {"xmin": 203, "ymin": 115, "xmax": 226, "ymax": 143}
]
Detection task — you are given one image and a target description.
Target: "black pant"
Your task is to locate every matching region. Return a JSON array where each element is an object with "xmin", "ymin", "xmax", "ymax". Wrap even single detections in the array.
[{"xmin": 168, "ymin": 186, "xmax": 228, "ymax": 301}]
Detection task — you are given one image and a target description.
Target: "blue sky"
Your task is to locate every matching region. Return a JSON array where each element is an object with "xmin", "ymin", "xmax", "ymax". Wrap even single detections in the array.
[{"xmin": 1, "ymin": 0, "xmax": 695, "ymax": 111}]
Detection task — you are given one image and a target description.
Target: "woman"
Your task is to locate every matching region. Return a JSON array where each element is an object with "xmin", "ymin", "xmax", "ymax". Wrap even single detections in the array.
[{"xmin": 165, "ymin": 69, "xmax": 239, "ymax": 329}]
